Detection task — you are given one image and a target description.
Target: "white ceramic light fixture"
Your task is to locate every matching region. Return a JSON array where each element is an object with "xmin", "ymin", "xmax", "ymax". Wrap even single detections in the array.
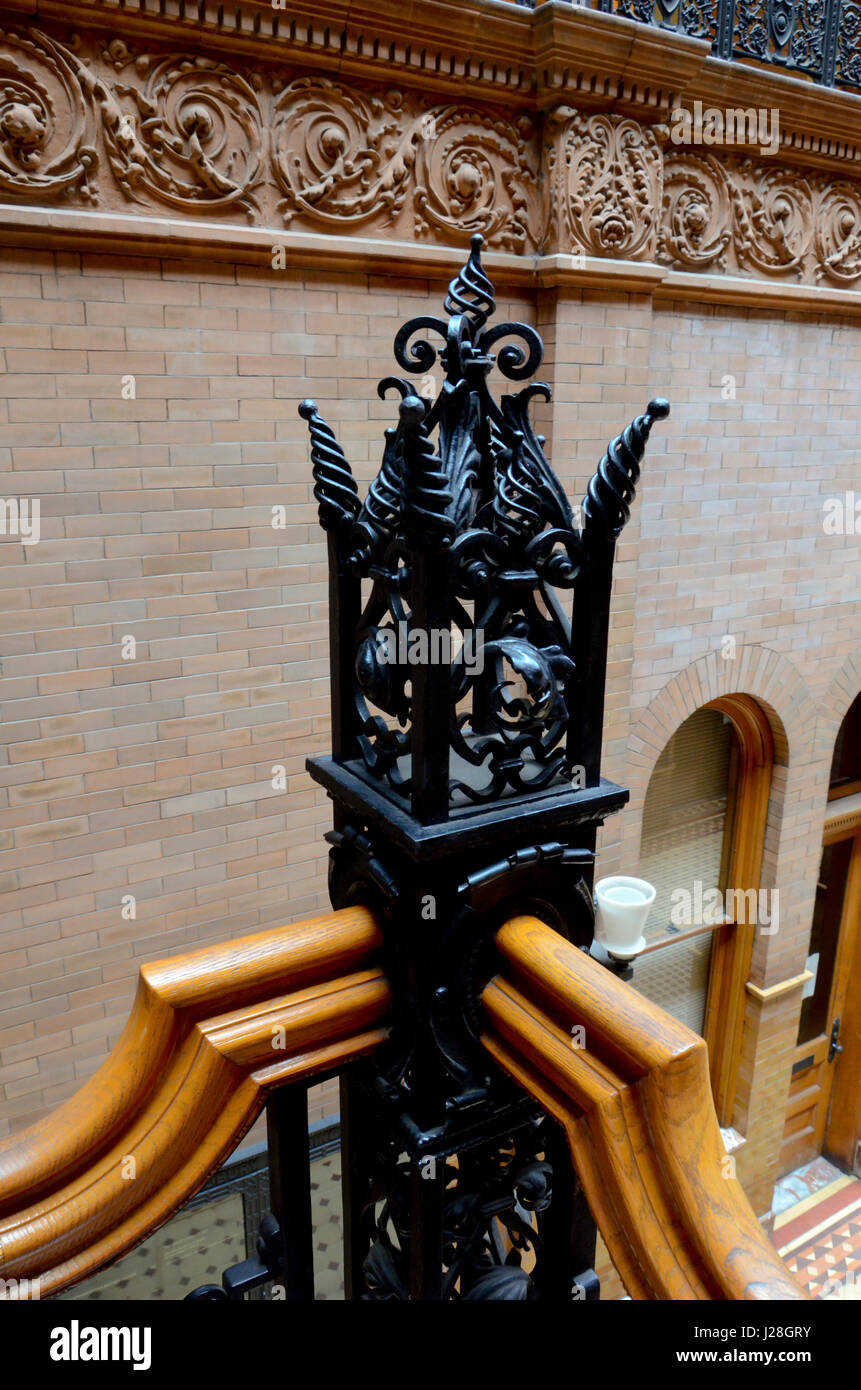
[{"xmin": 593, "ymin": 876, "xmax": 656, "ymax": 961}]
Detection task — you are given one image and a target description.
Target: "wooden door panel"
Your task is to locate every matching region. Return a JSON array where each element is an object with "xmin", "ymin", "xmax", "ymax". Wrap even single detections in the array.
[
  {"xmin": 780, "ymin": 1039, "xmax": 829, "ymax": 1174},
  {"xmin": 780, "ymin": 829, "xmax": 861, "ymax": 1176},
  {"xmin": 825, "ymin": 832, "xmax": 861, "ymax": 1168}
]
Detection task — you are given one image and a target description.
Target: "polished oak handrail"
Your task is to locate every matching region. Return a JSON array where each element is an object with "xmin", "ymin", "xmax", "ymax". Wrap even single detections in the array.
[
  {"xmin": 0, "ymin": 905, "xmax": 390, "ymax": 1298},
  {"xmin": 481, "ymin": 915, "xmax": 808, "ymax": 1301},
  {"xmin": 1, "ymin": 904, "xmax": 806, "ymax": 1300}
]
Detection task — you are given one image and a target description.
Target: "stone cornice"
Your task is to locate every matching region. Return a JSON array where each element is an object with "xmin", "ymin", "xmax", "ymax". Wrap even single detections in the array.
[
  {"xmin": 694, "ymin": 55, "xmax": 861, "ymax": 172},
  {"xmin": 3, "ymin": 5, "xmax": 861, "ymax": 303},
  {"xmin": 0, "ymin": 0, "xmax": 539, "ymax": 101},
  {"xmin": 532, "ymin": 7, "xmax": 709, "ymax": 117}
]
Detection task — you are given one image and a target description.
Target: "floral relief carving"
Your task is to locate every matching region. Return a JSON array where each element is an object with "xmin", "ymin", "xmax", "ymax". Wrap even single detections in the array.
[
  {"xmin": 93, "ymin": 46, "xmax": 265, "ymax": 218},
  {"xmin": 413, "ymin": 107, "xmax": 536, "ymax": 251},
  {"xmin": 814, "ymin": 181, "xmax": 861, "ymax": 284},
  {"xmin": 545, "ymin": 108, "xmax": 666, "ymax": 260},
  {"xmin": 658, "ymin": 154, "xmax": 861, "ymax": 285},
  {"xmin": 0, "ymin": 27, "xmax": 98, "ymax": 202},
  {"xmin": 272, "ymin": 78, "xmax": 415, "ymax": 228},
  {"xmin": 660, "ymin": 153, "xmax": 731, "ymax": 270},
  {"xmin": 271, "ymin": 78, "xmax": 536, "ymax": 250},
  {"xmin": 730, "ymin": 163, "xmax": 813, "ymax": 276}
]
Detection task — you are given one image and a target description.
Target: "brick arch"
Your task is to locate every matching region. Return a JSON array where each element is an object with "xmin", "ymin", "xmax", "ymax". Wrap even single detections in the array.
[
  {"xmin": 813, "ymin": 649, "xmax": 861, "ymax": 764},
  {"xmin": 623, "ymin": 646, "xmax": 816, "ymax": 821},
  {"xmin": 602, "ymin": 651, "xmax": 819, "ymax": 1198}
]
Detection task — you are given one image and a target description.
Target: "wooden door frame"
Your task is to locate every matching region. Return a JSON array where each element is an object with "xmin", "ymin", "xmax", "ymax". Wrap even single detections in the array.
[
  {"xmin": 822, "ymin": 824, "xmax": 861, "ymax": 1169},
  {"xmin": 702, "ymin": 695, "xmax": 774, "ymax": 1126}
]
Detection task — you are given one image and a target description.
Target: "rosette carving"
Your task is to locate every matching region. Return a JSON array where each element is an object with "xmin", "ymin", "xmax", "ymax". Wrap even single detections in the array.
[
  {"xmin": 0, "ymin": 27, "xmax": 97, "ymax": 202},
  {"xmin": 96, "ymin": 52, "xmax": 264, "ymax": 216},
  {"xmin": 547, "ymin": 109, "xmax": 665, "ymax": 260},
  {"xmin": 815, "ymin": 181, "xmax": 861, "ymax": 284},
  {"xmin": 730, "ymin": 163, "xmax": 813, "ymax": 276},
  {"xmin": 414, "ymin": 107, "xmax": 535, "ymax": 251},
  {"xmin": 272, "ymin": 78, "xmax": 414, "ymax": 227},
  {"xmin": 660, "ymin": 154, "xmax": 731, "ymax": 270}
]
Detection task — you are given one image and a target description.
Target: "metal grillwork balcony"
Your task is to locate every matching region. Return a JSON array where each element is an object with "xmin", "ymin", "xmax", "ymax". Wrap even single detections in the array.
[{"xmin": 523, "ymin": 0, "xmax": 861, "ymax": 95}]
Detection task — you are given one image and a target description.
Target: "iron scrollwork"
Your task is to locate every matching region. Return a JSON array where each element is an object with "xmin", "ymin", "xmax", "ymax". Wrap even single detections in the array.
[
  {"xmin": 300, "ymin": 235, "xmax": 669, "ymax": 818},
  {"xmin": 302, "ymin": 240, "xmax": 666, "ymax": 1302},
  {"xmin": 360, "ymin": 1122, "xmax": 562, "ymax": 1301},
  {"xmin": 604, "ymin": 0, "xmax": 853, "ymax": 88}
]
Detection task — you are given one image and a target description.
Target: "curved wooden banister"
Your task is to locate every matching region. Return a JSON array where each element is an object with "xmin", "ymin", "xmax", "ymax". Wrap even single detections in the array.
[
  {"xmin": 481, "ymin": 916, "xmax": 808, "ymax": 1301},
  {"xmin": 0, "ymin": 905, "xmax": 390, "ymax": 1298},
  {"xmin": 1, "ymin": 903, "xmax": 806, "ymax": 1301}
]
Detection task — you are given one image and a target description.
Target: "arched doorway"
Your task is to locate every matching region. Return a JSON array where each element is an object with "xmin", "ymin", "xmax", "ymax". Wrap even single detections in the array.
[{"xmin": 633, "ymin": 694, "xmax": 774, "ymax": 1126}]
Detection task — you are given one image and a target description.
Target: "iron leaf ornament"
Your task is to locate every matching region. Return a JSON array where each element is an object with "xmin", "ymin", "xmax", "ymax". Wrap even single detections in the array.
[{"xmin": 300, "ymin": 235, "xmax": 669, "ymax": 820}]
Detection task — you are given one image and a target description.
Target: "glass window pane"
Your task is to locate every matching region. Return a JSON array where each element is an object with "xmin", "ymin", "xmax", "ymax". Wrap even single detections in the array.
[
  {"xmin": 830, "ymin": 692, "xmax": 861, "ymax": 794},
  {"xmin": 638, "ymin": 708, "xmax": 733, "ymax": 942},
  {"xmin": 797, "ymin": 837, "xmax": 852, "ymax": 1045},
  {"xmin": 631, "ymin": 707, "xmax": 733, "ymax": 1035},
  {"xmin": 630, "ymin": 933, "xmax": 714, "ymax": 1035}
]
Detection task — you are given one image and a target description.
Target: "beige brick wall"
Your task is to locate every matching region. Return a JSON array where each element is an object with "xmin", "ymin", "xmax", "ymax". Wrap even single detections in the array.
[
  {"xmin": 0, "ymin": 246, "xmax": 534, "ymax": 1144},
  {"xmin": 2, "ymin": 247, "xmax": 860, "ymax": 1222}
]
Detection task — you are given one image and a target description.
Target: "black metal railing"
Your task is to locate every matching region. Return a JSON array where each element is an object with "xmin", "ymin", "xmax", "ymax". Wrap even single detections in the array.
[{"xmin": 542, "ymin": 0, "xmax": 861, "ymax": 95}]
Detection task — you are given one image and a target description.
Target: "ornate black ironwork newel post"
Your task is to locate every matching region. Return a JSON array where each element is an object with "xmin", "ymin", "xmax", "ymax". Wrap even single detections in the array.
[{"xmin": 300, "ymin": 236, "xmax": 669, "ymax": 1300}]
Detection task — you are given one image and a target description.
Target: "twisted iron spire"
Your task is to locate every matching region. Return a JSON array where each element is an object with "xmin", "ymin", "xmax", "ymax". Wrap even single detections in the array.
[
  {"xmin": 399, "ymin": 395, "xmax": 455, "ymax": 548},
  {"xmin": 583, "ymin": 398, "xmax": 670, "ymax": 539},
  {"xmin": 299, "ymin": 400, "xmax": 359, "ymax": 533},
  {"xmin": 443, "ymin": 233, "xmax": 496, "ymax": 334}
]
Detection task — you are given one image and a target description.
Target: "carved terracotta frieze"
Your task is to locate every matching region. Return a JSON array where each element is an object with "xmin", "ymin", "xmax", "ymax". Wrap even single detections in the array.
[
  {"xmin": 659, "ymin": 152, "xmax": 861, "ymax": 283},
  {"xmin": 0, "ymin": 25, "xmax": 98, "ymax": 202},
  {"xmin": 2, "ymin": 20, "xmax": 861, "ymax": 289},
  {"xmin": 269, "ymin": 77, "xmax": 536, "ymax": 249},
  {"xmin": 0, "ymin": 24, "xmax": 540, "ymax": 251},
  {"xmin": 544, "ymin": 108, "xmax": 667, "ymax": 261},
  {"xmin": 97, "ymin": 40, "xmax": 266, "ymax": 219}
]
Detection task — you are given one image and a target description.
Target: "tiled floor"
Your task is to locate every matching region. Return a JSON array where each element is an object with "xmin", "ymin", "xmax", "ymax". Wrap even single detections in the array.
[
  {"xmin": 58, "ymin": 1192, "xmax": 247, "ymax": 1301},
  {"xmin": 771, "ymin": 1155, "xmax": 845, "ymax": 1215},
  {"xmin": 773, "ymin": 1160, "xmax": 861, "ymax": 1300},
  {"xmin": 59, "ymin": 1151, "xmax": 346, "ymax": 1301},
  {"xmin": 310, "ymin": 1151, "xmax": 344, "ymax": 1300}
]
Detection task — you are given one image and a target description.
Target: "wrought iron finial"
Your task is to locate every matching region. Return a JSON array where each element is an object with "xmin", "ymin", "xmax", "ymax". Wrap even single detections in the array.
[
  {"xmin": 349, "ymin": 421, "xmax": 404, "ymax": 575},
  {"xmin": 400, "ymin": 394, "xmax": 455, "ymax": 548},
  {"xmin": 299, "ymin": 399, "xmax": 359, "ymax": 533},
  {"xmin": 443, "ymin": 233, "xmax": 496, "ymax": 333},
  {"xmin": 391, "ymin": 236, "xmax": 542, "ymax": 388},
  {"xmin": 301, "ymin": 243, "xmax": 674, "ymax": 1293},
  {"xmin": 583, "ymin": 397, "xmax": 670, "ymax": 539},
  {"xmin": 302, "ymin": 238, "xmax": 669, "ymax": 817}
]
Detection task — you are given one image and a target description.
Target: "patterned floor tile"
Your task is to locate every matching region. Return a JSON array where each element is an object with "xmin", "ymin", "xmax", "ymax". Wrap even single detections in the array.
[{"xmin": 775, "ymin": 1174, "xmax": 861, "ymax": 1300}]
